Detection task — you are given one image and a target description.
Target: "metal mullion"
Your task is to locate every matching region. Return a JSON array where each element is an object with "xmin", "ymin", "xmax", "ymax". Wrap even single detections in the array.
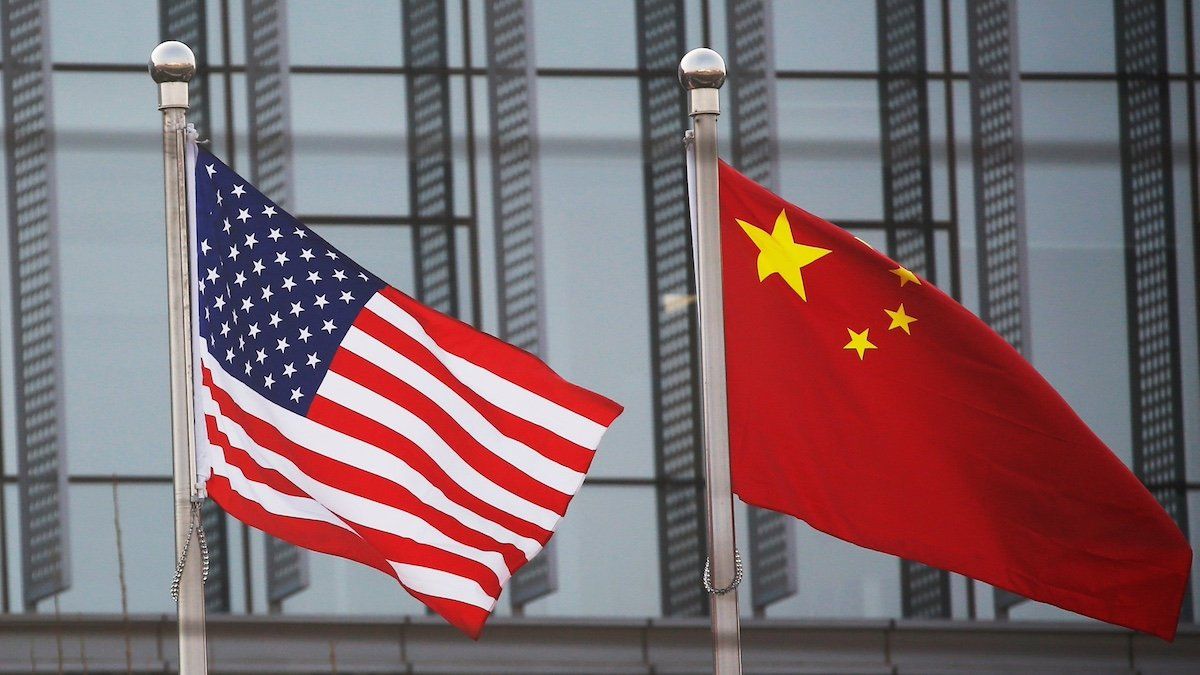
[{"xmin": 41, "ymin": 60, "xmax": 1200, "ymax": 84}]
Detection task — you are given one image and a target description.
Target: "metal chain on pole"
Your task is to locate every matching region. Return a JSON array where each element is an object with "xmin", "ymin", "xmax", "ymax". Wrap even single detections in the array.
[
  {"xmin": 702, "ymin": 549, "xmax": 744, "ymax": 595},
  {"xmin": 171, "ymin": 499, "xmax": 210, "ymax": 603}
]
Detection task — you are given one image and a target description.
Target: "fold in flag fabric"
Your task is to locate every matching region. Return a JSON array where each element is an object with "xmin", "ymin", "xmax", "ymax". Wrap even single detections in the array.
[
  {"xmin": 719, "ymin": 161, "xmax": 1192, "ymax": 640},
  {"xmin": 187, "ymin": 144, "xmax": 623, "ymax": 638}
]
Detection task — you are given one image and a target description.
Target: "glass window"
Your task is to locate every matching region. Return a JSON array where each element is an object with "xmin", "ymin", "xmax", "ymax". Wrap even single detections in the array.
[
  {"xmin": 772, "ymin": 0, "xmax": 878, "ymax": 72},
  {"xmin": 1017, "ymin": 0, "xmax": 1116, "ymax": 73},
  {"xmin": 519, "ymin": 485, "xmax": 660, "ymax": 617},
  {"xmin": 50, "ymin": 0, "xmax": 157, "ymax": 64},
  {"xmin": 537, "ymin": 76, "xmax": 654, "ymax": 479},
  {"xmin": 54, "ymin": 72, "xmax": 172, "ymax": 476},
  {"xmin": 532, "ymin": 0, "xmax": 637, "ymax": 70},
  {"xmin": 776, "ymin": 79, "xmax": 883, "ymax": 221},
  {"xmin": 289, "ymin": 74, "xmax": 407, "ymax": 217},
  {"xmin": 56, "ymin": 483, "xmax": 174, "ymax": 613},
  {"xmin": 1020, "ymin": 80, "xmax": 1132, "ymax": 463},
  {"xmin": 286, "ymin": 0, "xmax": 403, "ymax": 68}
]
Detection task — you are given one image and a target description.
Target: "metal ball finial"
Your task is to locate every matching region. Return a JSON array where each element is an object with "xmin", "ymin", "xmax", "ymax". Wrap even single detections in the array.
[
  {"xmin": 679, "ymin": 48, "xmax": 726, "ymax": 90},
  {"xmin": 149, "ymin": 41, "xmax": 196, "ymax": 84}
]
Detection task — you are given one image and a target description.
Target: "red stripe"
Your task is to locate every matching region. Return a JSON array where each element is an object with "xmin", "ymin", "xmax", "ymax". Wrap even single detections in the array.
[
  {"xmin": 407, "ymin": 588, "xmax": 492, "ymax": 640},
  {"xmin": 380, "ymin": 286, "xmax": 623, "ymax": 427},
  {"xmin": 207, "ymin": 475, "xmax": 500, "ymax": 631},
  {"xmin": 204, "ymin": 367, "xmax": 508, "ymax": 624},
  {"xmin": 328, "ymin": 348, "xmax": 573, "ymax": 514},
  {"xmin": 347, "ymin": 521, "xmax": 504, "ymax": 597},
  {"xmin": 205, "ymin": 475, "xmax": 394, "ymax": 578},
  {"xmin": 205, "ymin": 417, "xmax": 308, "ymax": 499},
  {"xmin": 307, "ymin": 393, "xmax": 555, "ymax": 543},
  {"xmin": 203, "ymin": 370, "xmax": 533, "ymax": 574},
  {"xmin": 354, "ymin": 307, "xmax": 596, "ymax": 472}
]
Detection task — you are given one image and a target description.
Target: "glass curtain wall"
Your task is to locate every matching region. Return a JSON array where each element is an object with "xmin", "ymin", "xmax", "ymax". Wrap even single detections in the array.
[{"xmin": 0, "ymin": 0, "xmax": 1193, "ymax": 630}]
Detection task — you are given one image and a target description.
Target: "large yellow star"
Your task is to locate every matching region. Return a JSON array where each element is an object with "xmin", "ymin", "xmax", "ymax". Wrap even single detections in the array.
[
  {"xmin": 843, "ymin": 328, "xmax": 877, "ymax": 360},
  {"xmin": 736, "ymin": 210, "xmax": 831, "ymax": 301},
  {"xmin": 884, "ymin": 303, "xmax": 917, "ymax": 334}
]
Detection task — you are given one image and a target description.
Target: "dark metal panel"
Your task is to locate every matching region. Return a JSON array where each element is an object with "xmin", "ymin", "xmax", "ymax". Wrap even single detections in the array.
[
  {"xmin": 726, "ymin": 0, "xmax": 779, "ymax": 190},
  {"xmin": 745, "ymin": 506, "xmax": 795, "ymax": 613},
  {"xmin": 1, "ymin": 0, "xmax": 71, "ymax": 611},
  {"xmin": 968, "ymin": 0, "xmax": 1030, "ymax": 356},
  {"xmin": 159, "ymin": 0, "xmax": 231, "ymax": 614},
  {"xmin": 965, "ymin": 0, "xmax": 1032, "ymax": 620},
  {"xmin": 403, "ymin": 0, "xmax": 460, "ymax": 318},
  {"xmin": 636, "ymin": 0, "xmax": 707, "ymax": 618},
  {"xmin": 725, "ymin": 0, "xmax": 796, "ymax": 615},
  {"xmin": 159, "ymin": 0, "xmax": 211, "ymax": 134},
  {"xmin": 484, "ymin": 0, "xmax": 556, "ymax": 609},
  {"xmin": 1114, "ymin": 0, "xmax": 1192, "ymax": 622},
  {"xmin": 243, "ymin": 0, "xmax": 308, "ymax": 607},
  {"xmin": 878, "ymin": 0, "xmax": 937, "ymax": 279},
  {"xmin": 198, "ymin": 497, "xmax": 230, "ymax": 612},
  {"xmin": 877, "ymin": 0, "xmax": 950, "ymax": 619}
]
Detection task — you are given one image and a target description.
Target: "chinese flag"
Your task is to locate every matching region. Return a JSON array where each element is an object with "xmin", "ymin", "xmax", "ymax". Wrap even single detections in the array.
[{"xmin": 719, "ymin": 162, "xmax": 1192, "ymax": 640}]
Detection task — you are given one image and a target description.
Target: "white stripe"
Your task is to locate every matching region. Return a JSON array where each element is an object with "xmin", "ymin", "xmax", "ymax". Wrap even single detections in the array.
[
  {"xmin": 206, "ymin": 441, "xmax": 354, "ymax": 531},
  {"xmin": 207, "ymin": 435, "xmax": 497, "ymax": 611},
  {"xmin": 203, "ymin": 387, "xmax": 514, "ymax": 587},
  {"xmin": 340, "ymin": 327, "xmax": 584, "ymax": 494},
  {"xmin": 389, "ymin": 562, "xmax": 496, "ymax": 611},
  {"xmin": 204, "ymin": 353, "xmax": 559, "ymax": 532},
  {"xmin": 366, "ymin": 294, "xmax": 607, "ymax": 448},
  {"xmin": 203, "ymin": 355, "xmax": 542, "ymax": 557},
  {"xmin": 317, "ymin": 370, "xmax": 565, "ymax": 528}
]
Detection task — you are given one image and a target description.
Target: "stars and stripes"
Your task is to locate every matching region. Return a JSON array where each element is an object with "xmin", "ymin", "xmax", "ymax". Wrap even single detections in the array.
[{"xmin": 190, "ymin": 148, "xmax": 622, "ymax": 637}]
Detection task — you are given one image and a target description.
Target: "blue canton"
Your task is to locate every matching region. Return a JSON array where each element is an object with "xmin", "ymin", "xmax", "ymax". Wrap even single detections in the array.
[{"xmin": 194, "ymin": 149, "xmax": 385, "ymax": 414}]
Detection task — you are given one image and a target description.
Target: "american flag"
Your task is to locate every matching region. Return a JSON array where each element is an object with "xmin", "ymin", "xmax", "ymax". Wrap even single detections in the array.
[{"xmin": 189, "ymin": 146, "xmax": 623, "ymax": 637}]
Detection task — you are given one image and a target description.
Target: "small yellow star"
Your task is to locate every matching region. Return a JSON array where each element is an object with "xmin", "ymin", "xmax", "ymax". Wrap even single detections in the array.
[
  {"xmin": 885, "ymin": 304, "xmax": 918, "ymax": 334},
  {"xmin": 737, "ymin": 210, "xmax": 832, "ymax": 301},
  {"xmin": 843, "ymin": 328, "xmax": 877, "ymax": 360},
  {"xmin": 891, "ymin": 266, "xmax": 921, "ymax": 287}
]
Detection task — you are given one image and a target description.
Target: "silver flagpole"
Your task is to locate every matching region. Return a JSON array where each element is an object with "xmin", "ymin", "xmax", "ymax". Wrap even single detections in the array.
[
  {"xmin": 680, "ymin": 49, "xmax": 743, "ymax": 674},
  {"xmin": 150, "ymin": 41, "xmax": 209, "ymax": 675}
]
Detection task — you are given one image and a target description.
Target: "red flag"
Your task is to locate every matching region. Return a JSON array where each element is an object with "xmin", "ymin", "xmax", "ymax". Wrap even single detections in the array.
[{"xmin": 718, "ymin": 161, "xmax": 1192, "ymax": 640}]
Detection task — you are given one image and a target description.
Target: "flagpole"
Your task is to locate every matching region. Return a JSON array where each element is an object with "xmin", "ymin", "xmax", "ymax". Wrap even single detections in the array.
[
  {"xmin": 680, "ymin": 49, "xmax": 743, "ymax": 674},
  {"xmin": 150, "ymin": 41, "xmax": 209, "ymax": 675}
]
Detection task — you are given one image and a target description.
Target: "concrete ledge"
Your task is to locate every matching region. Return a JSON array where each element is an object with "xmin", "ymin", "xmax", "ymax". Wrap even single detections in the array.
[{"xmin": 1, "ymin": 614, "xmax": 1197, "ymax": 674}]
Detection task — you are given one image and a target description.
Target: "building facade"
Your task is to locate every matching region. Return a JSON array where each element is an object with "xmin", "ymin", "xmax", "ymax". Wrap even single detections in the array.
[{"xmin": 0, "ymin": 0, "xmax": 1198, "ymax": 671}]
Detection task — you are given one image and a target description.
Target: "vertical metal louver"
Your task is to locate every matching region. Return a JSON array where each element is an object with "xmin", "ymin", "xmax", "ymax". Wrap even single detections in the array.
[
  {"xmin": 486, "ymin": 0, "xmax": 557, "ymax": 609},
  {"xmin": 636, "ymin": 0, "xmax": 708, "ymax": 618},
  {"xmin": 1, "ymin": 0, "xmax": 71, "ymax": 611},
  {"xmin": 243, "ymin": 0, "xmax": 309, "ymax": 609},
  {"xmin": 403, "ymin": 0, "xmax": 460, "ymax": 318},
  {"xmin": 1114, "ymin": 0, "xmax": 1191, "ymax": 622}
]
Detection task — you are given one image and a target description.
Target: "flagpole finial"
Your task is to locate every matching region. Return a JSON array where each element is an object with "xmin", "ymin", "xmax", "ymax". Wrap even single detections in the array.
[
  {"xmin": 679, "ymin": 48, "xmax": 725, "ymax": 116},
  {"xmin": 679, "ymin": 48, "xmax": 726, "ymax": 90},
  {"xmin": 150, "ymin": 41, "xmax": 195, "ymax": 110}
]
